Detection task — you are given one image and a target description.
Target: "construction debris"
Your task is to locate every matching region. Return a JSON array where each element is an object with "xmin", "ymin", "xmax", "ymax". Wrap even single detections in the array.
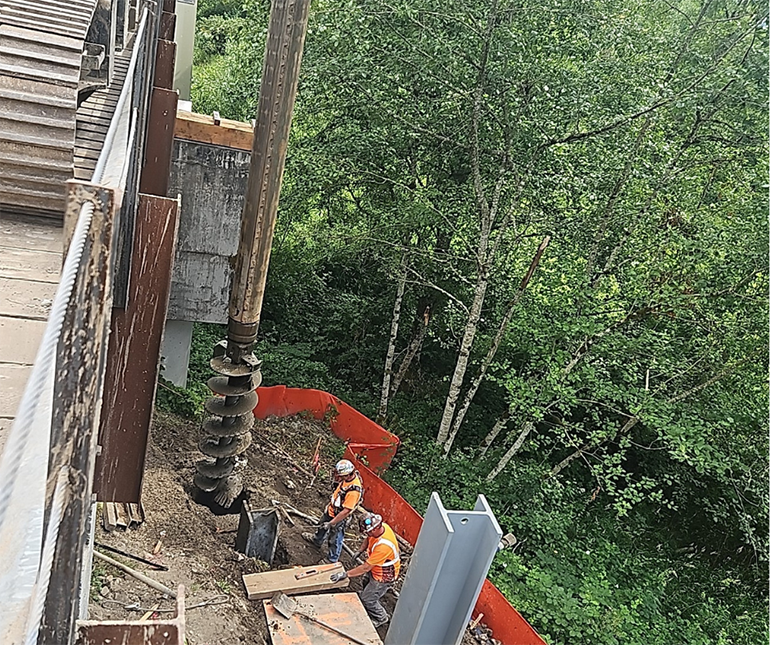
[
  {"xmin": 93, "ymin": 551, "xmax": 177, "ymax": 598},
  {"xmin": 94, "ymin": 542, "xmax": 168, "ymax": 571},
  {"xmin": 470, "ymin": 622, "xmax": 502, "ymax": 645},
  {"xmin": 102, "ymin": 502, "xmax": 145, "ymax": 532}
]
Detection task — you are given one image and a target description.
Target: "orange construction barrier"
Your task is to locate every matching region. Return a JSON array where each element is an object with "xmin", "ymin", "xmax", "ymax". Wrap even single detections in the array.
[
  {"xmin": 254, "ymin": 386, "xmax": 546, "ymax": 645},
  {"xmin": 254, "ymin": 385, "xmax": 398, "ymax": 473}
]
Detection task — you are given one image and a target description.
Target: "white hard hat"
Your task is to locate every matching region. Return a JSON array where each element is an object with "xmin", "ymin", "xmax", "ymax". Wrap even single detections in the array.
[
  {"xmin": 335, "ymin": 459, "xmax": 355, "ymax": 476},
  {"xmin": 359, "ymin": 512, "xmax": 382, "ymax": 533}
]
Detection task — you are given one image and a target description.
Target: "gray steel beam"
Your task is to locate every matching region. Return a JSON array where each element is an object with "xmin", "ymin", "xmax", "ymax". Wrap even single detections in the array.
[{"xmin": 385, "ymin": 493, "xmax": 502, "ymax": 645}]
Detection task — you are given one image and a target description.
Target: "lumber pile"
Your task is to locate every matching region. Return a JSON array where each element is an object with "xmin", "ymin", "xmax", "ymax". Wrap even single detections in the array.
[{"xmin": 102, "ymin": 502, "xmax": 144, "ymax": 531}]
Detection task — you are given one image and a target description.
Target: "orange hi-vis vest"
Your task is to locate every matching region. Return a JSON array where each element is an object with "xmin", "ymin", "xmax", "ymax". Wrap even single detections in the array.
[
  {"xmin": 326, "ymin": 472, "xmax": 363, "ymax": 518},
  {"xmin": 365, "ymin": 523, "xmax": 401, "ymax": 583}
]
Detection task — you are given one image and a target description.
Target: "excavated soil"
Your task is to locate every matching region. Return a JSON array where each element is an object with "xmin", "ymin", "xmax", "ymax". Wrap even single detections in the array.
[
  {"xmin": 89, "ymin": 411, "xmax": 483, "ymax": 645},
  {"xmin": 88, "ymin": 412, "xmax": 402, "ymax": 645}
]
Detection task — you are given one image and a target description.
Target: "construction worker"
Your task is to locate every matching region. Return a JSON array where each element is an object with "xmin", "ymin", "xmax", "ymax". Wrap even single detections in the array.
[
  {"xmin": 302, "ymin": 459, "xmax": 363, "ymax": 563},
  {"xmin": 329, "ymin": 512, "xmax": 400, "ymax": 628}
]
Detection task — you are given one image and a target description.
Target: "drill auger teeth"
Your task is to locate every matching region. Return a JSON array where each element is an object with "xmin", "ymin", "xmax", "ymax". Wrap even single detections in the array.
[
  {"xmin": 204, "ymin": 391, "xmax": 259, "ymax": 417},
  {"xmin": 202, "ymin": 415, "xmax": 255, "ymax": 437},
  {"xmin": 214, "ymin": 474, "xmax": 243, "ymax": 508}
]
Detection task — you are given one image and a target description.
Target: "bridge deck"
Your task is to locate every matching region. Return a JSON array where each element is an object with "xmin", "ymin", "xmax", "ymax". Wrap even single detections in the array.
[{"xmin": 0, "ymin": 213, "xmax": 62, "ymax": 451}]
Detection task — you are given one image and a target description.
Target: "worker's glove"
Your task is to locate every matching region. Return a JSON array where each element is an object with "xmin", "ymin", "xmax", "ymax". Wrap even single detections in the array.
[
  {"xmin": 354, "ymin": 552, "xmax": 366, "ymax": 564},
  {"xmin": 320, "ymin": 521, "xmax": 332, "ymax": 531},
  {"xmin": 330, "ymin": 571, "xmax": 348, "ymax": 583}
]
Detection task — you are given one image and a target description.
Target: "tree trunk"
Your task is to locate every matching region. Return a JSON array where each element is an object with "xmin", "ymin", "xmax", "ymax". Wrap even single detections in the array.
[
  {"xmin": 443, "ymin": 236, "xmax": 550, "ymax": 454},
  {"xmin": 436, "ymin": 0, "xmax": 501, "ymax": 448},
  {"xmin": 436, "ymin": 274, "xmax": 489, "ymax": 446},
  {"xmin": 376, "ymin": 255, "xmax": 408, "ymax": 424},
  {"xmin": 486, "ymin": 421, "xmax": 533, "ymax": 481},
  {"xmin": 477, "ymin": 410, "xmax": 511, "ymax": 460},
  {"xmin": 390, "ymin": 301, "xmax": 432, "ymax": 398}
]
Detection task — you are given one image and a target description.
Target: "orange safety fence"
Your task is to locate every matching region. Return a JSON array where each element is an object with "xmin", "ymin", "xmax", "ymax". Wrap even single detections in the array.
[
  {"xmin": 254, "ymin": 385, "xmax": 399, "ymax": 473},
  {"xmin": 254, "ymin": 386, "xmax": 546, "ymax": 645}
]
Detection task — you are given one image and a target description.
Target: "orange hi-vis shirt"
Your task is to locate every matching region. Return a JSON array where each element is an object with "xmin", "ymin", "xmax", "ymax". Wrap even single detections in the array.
[
  {"xmin": 326, "ymin": 473, "xmax": 363, "ymax": 518},
  {"xmin": 366, "ymin": 523, "xmax": 401, "ymax": 583}
]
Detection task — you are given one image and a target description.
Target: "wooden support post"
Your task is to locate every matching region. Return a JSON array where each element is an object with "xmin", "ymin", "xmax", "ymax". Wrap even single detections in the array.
[
  {"xmin": 140, "ymin": 88, "xmax": 179, "ymax": 196},
  {"xmin": 153, "ymin": 40, "xmax": 176, "ymax": 90},
  {"xmin": 39, "ymin": 183, "xmax": 117, "ymax": 645},
  {"xmin": 159, "ymin": 11, "xmax": 176, "ymax": 41}
]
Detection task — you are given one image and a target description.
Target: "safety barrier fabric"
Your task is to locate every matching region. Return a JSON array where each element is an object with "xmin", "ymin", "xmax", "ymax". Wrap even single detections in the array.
[
  {"xmin": 254, "ymin": 385, "xmax": 546, "ymax": 645},
  {"xmin": 254, "ymin": 385, "xmax": 399, "ymax": 473}
]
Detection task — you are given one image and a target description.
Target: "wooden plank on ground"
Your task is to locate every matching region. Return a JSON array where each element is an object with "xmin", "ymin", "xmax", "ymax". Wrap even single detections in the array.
[
  {"xmin": 264, "ymin": 592, "xmax": 382, "ymax": 645},
  {"xmin": 103, "ymin": 503, "xmax": 117, "ymax": 532},
  {"xmin": 242, "ymin": 564, "xmax": 349, "ymax": 601},
  {"xmin": 126, "ymin": 503, "xmax": 143, "ymax": 526}
]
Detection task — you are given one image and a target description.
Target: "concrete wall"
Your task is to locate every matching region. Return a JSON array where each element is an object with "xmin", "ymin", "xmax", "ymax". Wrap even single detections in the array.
[{"xmin": 167, "ymin": 138, "xmax": 249, "ymax": 323}]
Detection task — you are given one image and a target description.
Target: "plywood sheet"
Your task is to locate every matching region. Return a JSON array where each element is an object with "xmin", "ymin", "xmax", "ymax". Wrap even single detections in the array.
[
  {"xmin": 264, "ymin": 592, "xmax": 382, "ymax": 645},
  {"xmin": 243, "ymin": 564, "xmax": 349, "ymax": 601}
]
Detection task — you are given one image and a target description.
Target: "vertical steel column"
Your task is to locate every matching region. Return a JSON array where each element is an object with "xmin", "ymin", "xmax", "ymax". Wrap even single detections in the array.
[
  {"xmin": 194, "ymin": 0, "xmax": 310, "ymax": 507},
  {"xmin": 385, "ymin": 493, "xmax": 503, "ymax": 645}
]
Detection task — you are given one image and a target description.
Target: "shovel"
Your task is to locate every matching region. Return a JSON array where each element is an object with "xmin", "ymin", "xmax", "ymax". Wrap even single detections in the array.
[{"xmin": 270, "ymin": 591, "xmax": 373, "ymax": 645}]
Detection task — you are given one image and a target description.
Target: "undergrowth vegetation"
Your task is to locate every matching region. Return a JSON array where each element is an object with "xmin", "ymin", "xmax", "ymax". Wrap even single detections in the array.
[{"xmin": 156, "ymin": 0, "xmax": 769, "ymax": 643}]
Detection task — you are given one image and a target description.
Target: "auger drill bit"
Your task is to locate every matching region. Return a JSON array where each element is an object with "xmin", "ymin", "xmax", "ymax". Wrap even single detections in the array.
[
  {"xmin": 195, "ymin": 341, "xmax": 262, "ymax": 507},
  {"xmin": 192, "ymin": 0, "xmax": 310, "ymax": 509}
]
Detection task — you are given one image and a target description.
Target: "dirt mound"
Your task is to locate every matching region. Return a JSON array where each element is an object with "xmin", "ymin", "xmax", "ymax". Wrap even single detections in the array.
[{"xmin": 89, "ymin": 411, "xmax": 485, "ymax": 645}]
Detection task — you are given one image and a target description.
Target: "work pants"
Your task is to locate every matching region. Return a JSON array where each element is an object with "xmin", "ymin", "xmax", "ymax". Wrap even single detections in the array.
[
  {"xmin": 311, "ymin": 511, "xmax": 348, "ymax": 562},
  {"xmin": 360, "ymin": 573, "xmax": 392, "ymax": 627}
]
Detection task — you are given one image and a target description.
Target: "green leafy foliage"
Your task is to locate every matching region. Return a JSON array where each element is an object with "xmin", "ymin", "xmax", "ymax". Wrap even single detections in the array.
[{"xmin": 183, "ymin": 0, "xmax": 769, "ymax": 642}]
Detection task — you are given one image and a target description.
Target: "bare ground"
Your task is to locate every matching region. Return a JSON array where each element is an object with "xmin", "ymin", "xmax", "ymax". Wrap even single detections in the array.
[
  {"xmin": 89, "ymin": 411, "xmax": 484, "ymax": 645},
  {"xmin": 88, "ymin": 412, "xmax": 397, "ymax": 645}
]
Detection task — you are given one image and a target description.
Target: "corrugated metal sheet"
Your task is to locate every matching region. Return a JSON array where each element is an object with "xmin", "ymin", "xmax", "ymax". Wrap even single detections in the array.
[{"xmin": 0, "ymin": 0, "xmax": 98, "ymax": 217}]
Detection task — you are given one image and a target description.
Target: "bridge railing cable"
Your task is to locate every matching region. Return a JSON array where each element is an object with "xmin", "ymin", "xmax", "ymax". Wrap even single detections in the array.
[{"xmin": 0, "ymin": 8, "xmax": 151, "ymax": 644}]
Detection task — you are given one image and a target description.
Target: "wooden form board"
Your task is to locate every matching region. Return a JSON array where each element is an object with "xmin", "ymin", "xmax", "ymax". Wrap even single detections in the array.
[
  {"xmin": 263, "ymin": 592, "xmax": 382, "ymax": 645},
  {"xmin": 174, "ymin": 110, "xmax": 254, "ymax": 151},
  {"xmin": 243, "ymin": 564, "xmax": 349, "ymax": 601}
]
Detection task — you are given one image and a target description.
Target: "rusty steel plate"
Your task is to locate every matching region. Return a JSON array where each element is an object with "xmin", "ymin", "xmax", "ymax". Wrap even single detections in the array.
[{"xmin": 263, "ymin": 592, "xmax": 382, "ymax": 645}]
